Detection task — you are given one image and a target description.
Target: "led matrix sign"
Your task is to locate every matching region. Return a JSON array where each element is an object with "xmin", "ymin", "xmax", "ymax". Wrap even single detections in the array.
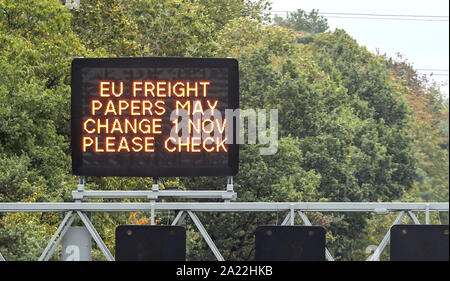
[{"xmin": 71, "ymin": 58, "xmax": 239, "ymax": 177}]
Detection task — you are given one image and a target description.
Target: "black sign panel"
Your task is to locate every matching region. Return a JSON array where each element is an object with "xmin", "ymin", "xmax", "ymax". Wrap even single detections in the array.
[
  {"xmin": 71, "ymin": 57, "xmax": 239, "ymax": 177},
  {"xmin": 390, "ymin": 224, "xmax": 449, "ymax": 261},
  {"xmin": 255, "ymin": 226, "xmax": 326, "ymax": 261},
  {"xmin": 115, "ymin": 225, "xmax": 186, "ymax": 261}
]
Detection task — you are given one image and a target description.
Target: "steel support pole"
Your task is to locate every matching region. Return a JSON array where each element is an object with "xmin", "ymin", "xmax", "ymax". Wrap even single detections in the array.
[
  {"xmin": 425, "ymin": 204, "xmax": 430, "ymax": 224},
  {"xmin": 225, "ymin": 176, "xmax": 235, "ymax": 203},
  {"xmin": 39, "ymin": 211, "xmax": 74, "ymax": 261},
  {"xmin": 187, "ymin": 211, "xmax": 224, "ymax": 261},
  {"xmin": 297, "ymin": 211, "xmax": 335, "ymax": 261},
  {"xmin": 150, "ymin": 201, "xmax": 155, "ymax": 225},
  {"xmin": 0, "ymin": 251, "xmax": 5, "ymax": 261},
  {"xmin": 150, "ymin": 178, "xmax": 158, "ymax": 225},
  {"xmin": 368, "ymin": 211, "xmax": 406, "ymax": 261},
  {"xmin": 77, "ymin": 211, "xmax": 114, "ymax": 261},
  {"xmin": 290, "ymin": 205, "xmax": 295, "ymax": 226},
  {"xmin": 408, "ymin": 211, "xmax": 421, "ymax": 224}
]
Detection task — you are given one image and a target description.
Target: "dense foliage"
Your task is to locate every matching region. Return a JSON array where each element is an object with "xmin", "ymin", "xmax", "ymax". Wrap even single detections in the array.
[{"xmin": 0, "ymin": 1, "xmax": 447, "ymax": 260}]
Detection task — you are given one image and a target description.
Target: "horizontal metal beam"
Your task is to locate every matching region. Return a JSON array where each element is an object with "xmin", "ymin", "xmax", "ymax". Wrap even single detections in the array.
[
  {"xmin": 72, "ymin": 190, "xmax": 237, "ymax": 200},
  {"xmin": 0, "ymin": 202, "xmax": 448, "ymax": 213}
]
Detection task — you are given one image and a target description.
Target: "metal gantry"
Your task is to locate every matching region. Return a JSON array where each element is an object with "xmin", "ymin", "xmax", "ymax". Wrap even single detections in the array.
[{"xmin": 0, "ymin": 201, "xmax": 448, "ymax": 261}]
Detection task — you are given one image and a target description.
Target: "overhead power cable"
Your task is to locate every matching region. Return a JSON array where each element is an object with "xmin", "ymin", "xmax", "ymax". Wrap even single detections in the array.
[
  {"xmin": 322, "ymin": 16, "xmax": 448, "ymax": 22},
  {"xmin": 270, "ymin": 11, "xmax": 449, "ymax": 22},
  {"xmin": 416, "ymin": 69, "xmax": 449, "ymax": 72},
  {"xmin": 318, "ymin": 12, "xmax": 449, "ymax": 18},
  {"xmin": 424, "ymin": 74, "xmax": 449, "ymax": 76}
]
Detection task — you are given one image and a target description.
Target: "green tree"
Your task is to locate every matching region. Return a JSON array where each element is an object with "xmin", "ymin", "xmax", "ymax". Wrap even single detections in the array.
[
  {"xmin": 70, "ymin": 0, "xmax": 271, "ymax": 57},
  {"xmin": 273, "ymin": 9, "xmax": 328, "ymax": 44},
  {"xmin": 388, "ymin": 55, "xmax": 449, "ymax": 203},
  {"xmin": 274, "ymin": 9, "xmax": 328, "ymax": 34},
  {"xmin": 0, "ymin": 0, "xmax": 88, "ymax": 260}
]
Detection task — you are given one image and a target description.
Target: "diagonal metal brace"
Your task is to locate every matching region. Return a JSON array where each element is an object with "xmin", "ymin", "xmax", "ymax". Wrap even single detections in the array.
[
  {"xmin": 187, "ymin": 211, "xmax": 224, "ymax": 261},
  {"xmin": 368, "ymin": 211, "xmax": 406, "ymax": 261},
  {"xmin": 39, "ymin": 211, "xmax": 114, "ymax": 261},
  {"xmin": 172, "ymin": 211, "xmax": 187, "ymax": 226},
  {"xmin": 77, "ymin": 211, "xmax": 114, "ymax": 261},
  {"xmin": 281, "ymin": 212, "xmax": 291, "ymax": 226},
  {"xmin": 297, "ymin": 211, "xmax": 334, "ymax": 261},
  {"xmin": 39, "ymin": 211, "xmax": 76, "ymax": 261},
  {"xmin": 408, "ymin": 211, "xmax": 421, "ymax": 224}
]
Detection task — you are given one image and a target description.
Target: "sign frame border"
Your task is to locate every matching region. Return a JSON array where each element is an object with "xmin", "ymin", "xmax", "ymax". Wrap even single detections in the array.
[{"xmin": 71, "ymin": 57, "xmax": 239, "ymax": 177}]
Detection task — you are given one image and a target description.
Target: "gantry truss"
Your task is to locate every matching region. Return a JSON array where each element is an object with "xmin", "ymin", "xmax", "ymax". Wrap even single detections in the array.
[{"xmin": 0, "ymin": 201, "xmax": 448, "ymax": 261}]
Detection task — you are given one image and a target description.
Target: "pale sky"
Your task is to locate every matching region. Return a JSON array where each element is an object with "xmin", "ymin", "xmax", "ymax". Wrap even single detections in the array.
[{"xmin": 270, "ymin": 0, "xmax": 449, "ymax": 98}]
